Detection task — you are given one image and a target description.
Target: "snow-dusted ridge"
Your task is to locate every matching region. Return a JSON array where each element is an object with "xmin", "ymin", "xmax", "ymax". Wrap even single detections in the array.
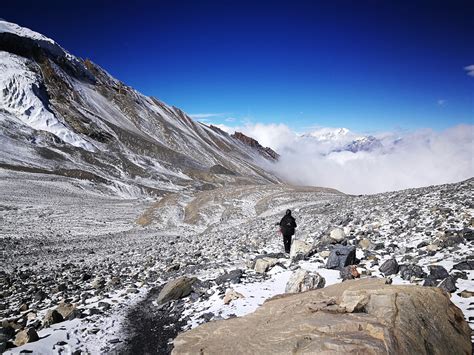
[
  {"xmin": 0, "ymin": 52, "xmax": 95, "ymax": 151},
  {"xmin": 0, "ymin": 19, "xmax": 281, "ymax": 197}
]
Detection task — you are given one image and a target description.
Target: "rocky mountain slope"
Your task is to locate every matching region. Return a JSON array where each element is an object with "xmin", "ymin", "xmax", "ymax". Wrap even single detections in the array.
[
  {"xmin": 0, "ymin": 20, "xmax": 280, "ymax": 198},
  {"xmin": 1, "ymin": 176, "xmax": 472, "ymax": 353}
]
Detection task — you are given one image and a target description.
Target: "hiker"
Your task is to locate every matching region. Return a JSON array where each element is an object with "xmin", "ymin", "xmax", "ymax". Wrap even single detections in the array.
[{"xmin": 278, "ymin": 209, "xmax": 297, "ymax": 253}]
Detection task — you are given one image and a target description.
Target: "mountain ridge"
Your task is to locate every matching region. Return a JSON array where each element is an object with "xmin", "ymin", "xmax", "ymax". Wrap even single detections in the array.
[{"xmin": 0, "ymin": 20, "xmax": 282, "ymax": 197}]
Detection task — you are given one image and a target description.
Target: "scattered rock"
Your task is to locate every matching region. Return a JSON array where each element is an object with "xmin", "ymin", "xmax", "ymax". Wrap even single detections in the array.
[
  {"xmin": 91, "ymin": 277, "xmax": 105, "ymax": 289},
  {"xmin": 428, "ymin": 265, "xmax": 449, "ymax": 280},
  {"xmin": 55, "ymin": 302, "xmax": 76, "ymax": 319},
  {"xmin": 379, "ymin": 259, "xmax": 399, "ymax": 276},
  {"xmin": 223, "ymin": 289, "xmax": 245, "ymax": 305},
  {"xmin": 254, "ymin": 257, "xmax": 279, "ymax": 274},
  {"xmin": 285, "ymin": 269, "xmax": 325, "ymax": 293},
  {"xmin": 215, "ymin": 269, "xmax": 243, "ymax": 285},
  {"xmin": 43, "ymin": 309, "xmax": 64, "ymax": 327},
  {"xmin": 98, "ymin": 302, "xmax": 111, "ymax": 311},
  {"xmin": 426, "ymin": 244, "xmax": 439, "ymax": 252},
  {"xmin": 438, "ymin": 276, "xmax": 457, "ymax": 293},
  {"xmin": 319, "ymin": 250, "xmax": 331, "ymax": 258},
  {"xmin": 452, "ymin": 260, "xmax": 474, "ymax": 271},
  {"xmin": 461, "ymin": 228, "xmax": 473, "ymax": 241},
  {"xmin": 33, "ymin": 290, "xmax": 47, "ymax": 302},
  {"xmin": 329, "ymin": 228, "xmax": 346, "ymax": 243},
  {"xmin": 165, "ymin": 264, "xmax": 180, "ymax": 272},
  {"xmin": 289, "ymin": 240, "xmax": 314, "ymax": 259},
  {"xmin": 325, "ymin": 245, "xmax": 356, "ymax": 270},
  {"xmin": 156, "ymin": 276, "xmax": 198, "ymax": 304},
  {"xmin": 459, "ymin": 290, "xmax": 474, "ymax": 298},
  {"xmin": 0, "ymin": 326, "xmax": 15, "ymax": 342},
  {"xmin": 14, "ymin": 327, "xmax": 39, "ymax": 347},
  {"xmin": 358, "ymin": 238, "xmax": 373, "ymax": 250},
  {"xmin": 399, "ymin": 264, "xmax": 426, "ymax": 280},
  {"xmin": 339, "ymin": 265, "xmax": 360, "ymax": 281}
]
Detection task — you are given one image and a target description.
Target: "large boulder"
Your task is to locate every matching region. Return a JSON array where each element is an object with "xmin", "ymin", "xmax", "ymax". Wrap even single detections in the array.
[
  {"xmin": 254, "ymin": 257, "xmax": 279, "ymax": 274},
  {"xmin": 379, "ymin": 259, "xmax": 399, "ymax": 276},
  {"xmin": 289, "ymin": 240, "xmax": 314, "ymax": 259},
  {"xmin": 14, "ymin": 327, "xmax": 39, "ymax": 347},
  {"xmin": 43, "ymin": 309, "xmax": 64, "ymax": 327},
  {"xmin": 325, "ymin": 245, "xmax": 356, "ymax": 270},
  {"xmin": 156, "ymin": 276, "xmax": 197, "ymax": 305},
  {"xmin": 399, "ymin": 264, "xmax": 426, "ymax": 280},
  {"xmin": 172, "ymin": 278, "xmax": 472, "ymax": 355},
  {"xmin": 428, "ymin": 265, "xmax": 449, "ymax": 280},
  {"xmin": 285, "ymin": 269, "xmax": 325, "ymax": 293}
]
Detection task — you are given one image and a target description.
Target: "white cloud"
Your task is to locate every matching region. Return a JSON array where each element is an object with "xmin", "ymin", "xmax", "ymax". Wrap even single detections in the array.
[
  {"xmin": 189, "ymin": 113, "xmax": 227, "ymax": 119},
  {"xmin": 464, "ymin": 64, "xmax": 474, "ymax": 77},
  {"xmin": 201, "ymin": 120, "xmax": 473, "ymax": 194},
  {"xmin": 249, "ymin": 123, "xmax": 474, "ymax": 195},
  {"xmin": 437, "ymin": 99, "xmax": 446, "ymax": 106}
]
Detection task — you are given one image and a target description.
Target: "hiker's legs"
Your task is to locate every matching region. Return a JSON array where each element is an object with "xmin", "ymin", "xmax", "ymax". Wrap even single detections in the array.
[{"xmin": 283, "ymin": 234, "xmax": 292, "ymax": 253}]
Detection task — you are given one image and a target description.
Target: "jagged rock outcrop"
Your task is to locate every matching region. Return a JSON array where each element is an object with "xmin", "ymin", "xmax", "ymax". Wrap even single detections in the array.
[
  {"xmin": 172, "ymin": 278, "xmax": 472, "ymax": 355},
  {"xmin": 231, "ymin": 131, "xmax": 279, "ymax": 161}
]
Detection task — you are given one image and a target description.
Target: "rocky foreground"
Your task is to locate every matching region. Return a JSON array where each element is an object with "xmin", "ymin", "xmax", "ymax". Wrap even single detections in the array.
[
  {"xmin": 0, "ymin": 173, "xmax": 473, "ymax": 353},
  {"xmin": 173, "ymin": 278, "xmax": 472, "ymax": 354}
]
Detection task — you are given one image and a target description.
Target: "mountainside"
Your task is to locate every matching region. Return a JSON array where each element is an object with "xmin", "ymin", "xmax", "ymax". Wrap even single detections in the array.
[{"xmin": 0, "ymin": 20, "xmax": 280, "ymax": 197}]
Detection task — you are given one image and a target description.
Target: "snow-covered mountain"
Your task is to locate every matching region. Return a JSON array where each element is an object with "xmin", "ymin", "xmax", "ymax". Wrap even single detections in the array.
[
  {"xmin": 0, "ymin": 20, "xmax": 281, "ymax": 197},
  {"xmin": 301, "ymin": 127, "xmax": 384, "ymax": 153}
]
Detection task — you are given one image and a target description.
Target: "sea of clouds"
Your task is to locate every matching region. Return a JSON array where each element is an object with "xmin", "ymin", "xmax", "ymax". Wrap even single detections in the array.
[{"xmin": 215, "ymin": 123, "xmax": 473, "ymax": 194}]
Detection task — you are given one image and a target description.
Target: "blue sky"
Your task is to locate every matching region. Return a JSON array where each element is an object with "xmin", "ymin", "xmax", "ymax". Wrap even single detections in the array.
[{"xmin": 2, "ymin": 0, "xmax": 473, "ymax": 133}]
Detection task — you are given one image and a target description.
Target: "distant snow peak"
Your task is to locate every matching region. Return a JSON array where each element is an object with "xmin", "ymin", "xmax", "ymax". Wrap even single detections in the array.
[{"xmin": 306, "ymin": 127, "xmax": 352, "ymax": 141}]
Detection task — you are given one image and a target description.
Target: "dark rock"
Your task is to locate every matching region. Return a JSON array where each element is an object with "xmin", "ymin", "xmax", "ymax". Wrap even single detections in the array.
[
  {"xmin": 339, "ymin": 265, "xmax": 360, "ymax": 281},
  {"xmin": 439, "ymin": 232, "xmax": 465, "ymax": 248},
  {"xmin": 0, "ymin": 326, "xmax": 15, "ymax": 342},
  {"xmin": 88, "ymin": 308, "xmax": 101, "ymax": 316},
  {"xmin": 438, "ymin": 276, "xmax": 457, "ymax": 293},
  {"xmin": 428, "ymin": 265, "xmax": 449, "ymax": 280},
  {"xmin": 98, "ymin": 302, "xmax": 111, "ymax": 311},
  {"xmin": 200, "ymin": 312, "xmax": 214, "ymax": 322},
  {"xmin": 215, "ymin": 269, "xmax": 243, "ymax": 285},
  {"xmin": 461, "ymin": 228, "xmax": 474, "ymax": 241},
  {"xmin": 452, "ymin": 260, "xmax": 474, "ymax": 271},
  {"xmin": 451, "ymin": 270, "xmax": 468, "ymax": 281},
  {"xmin": 417, "ymin": 241, "xmax": 429, "ymax": 248},
  {"xmin": 33, "ymin": 290, "xmax": 47, "ymax": 302},
  {"xmin": 423, "ymin": 278, "xmax": 438, "ymax": 287},
  {"xmin": 379, "ymin": 259, "xmax": 399, "ymax": 276},
  {"xmin": 191, "ymin": 279, "xmax": 211, "ymax": 296},
  {"xmin": 399, "ymin": 264, "xmax": 426, "ymax": 280},
  {"xmin": 325, "ymin": 245, "xmax": 356, "ymax": 270}
]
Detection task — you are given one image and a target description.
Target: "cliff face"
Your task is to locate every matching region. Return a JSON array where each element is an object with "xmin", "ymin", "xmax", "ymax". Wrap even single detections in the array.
[{"xmin": 231, "ymin": 131, "xmax": 280, "ymax": 161}]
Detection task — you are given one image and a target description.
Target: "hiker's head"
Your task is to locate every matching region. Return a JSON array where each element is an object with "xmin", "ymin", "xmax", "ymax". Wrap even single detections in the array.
[{"xmin": 286, "ymin": 209, "xmax": 291, "ymax": 216}]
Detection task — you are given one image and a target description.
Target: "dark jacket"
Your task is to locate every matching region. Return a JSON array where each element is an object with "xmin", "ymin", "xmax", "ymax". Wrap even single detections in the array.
[{"xmin": 279, "ymin": 215, "xmax": 297, "ymax": 236}]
